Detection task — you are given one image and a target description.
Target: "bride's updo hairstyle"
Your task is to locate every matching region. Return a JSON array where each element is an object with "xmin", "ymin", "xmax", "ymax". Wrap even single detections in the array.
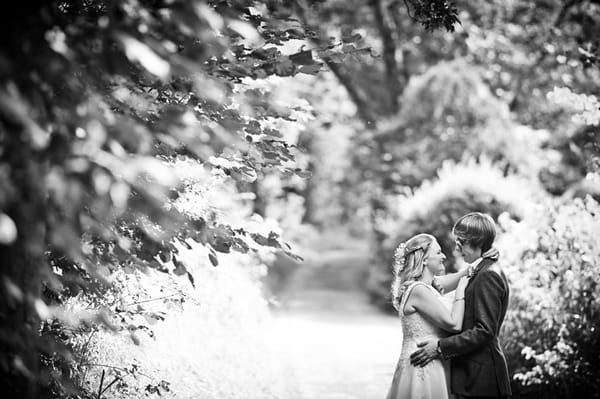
[{"xmin": 391, "ymin": 233, "xmax": 435, "ymax": 311}]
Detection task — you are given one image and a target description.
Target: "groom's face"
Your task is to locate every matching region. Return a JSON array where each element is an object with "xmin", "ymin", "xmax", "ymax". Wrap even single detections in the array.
[{"xmin": 455, "ymin": 239, "xmax": 481, "ymax": 263}]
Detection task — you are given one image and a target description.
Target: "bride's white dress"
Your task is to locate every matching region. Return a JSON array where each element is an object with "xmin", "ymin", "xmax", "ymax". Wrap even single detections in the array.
[{"xmin": 386, "ymin": 282, "xmax": 453, "ymax": 399}]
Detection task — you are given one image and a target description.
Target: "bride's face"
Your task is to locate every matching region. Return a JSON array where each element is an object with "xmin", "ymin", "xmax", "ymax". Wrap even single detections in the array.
[{"xmin": 425, "ymin": 240, "xmax": 446, "ymax": 275}]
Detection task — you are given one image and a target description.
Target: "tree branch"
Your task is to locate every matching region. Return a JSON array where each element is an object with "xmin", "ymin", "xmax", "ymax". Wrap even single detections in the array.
[
  {"xmin": 388, "ymin": 1, "xmax": 413, "ymax": 85},
  {"xmin": 370, "ymin": 0, "xmax": 402, "ymax": 113},
  {"xmin": 324, "ymin": 61, "xmax": 378, "ymax": 127},
  {"xmin": 293, "ymin": 0, "xmax": 377, "ymax": 128}
]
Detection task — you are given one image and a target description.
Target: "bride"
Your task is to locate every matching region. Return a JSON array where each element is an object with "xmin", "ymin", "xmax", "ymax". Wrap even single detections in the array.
[{"xmin": 386, "ymin": 233, "xmax": 493, "ymax": 399}]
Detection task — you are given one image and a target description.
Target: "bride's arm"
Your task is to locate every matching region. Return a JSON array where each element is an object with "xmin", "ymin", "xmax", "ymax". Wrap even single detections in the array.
[
  {"xmin": 405, "ymin": 283, "xmax": 466, "ymax": 333},
  {"xmin": 434, "ymin": 268, "xmax": 468, "ymax": 293},
  {"xmin": 435, "ymin": 247, "xmax": 500, "ymax": 292}
]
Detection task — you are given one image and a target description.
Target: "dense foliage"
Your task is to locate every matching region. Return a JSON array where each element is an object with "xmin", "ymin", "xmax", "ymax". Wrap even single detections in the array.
[
  {"xmin": 498, "ymin": 198, "xmax": 600, "ymax": 398},
  {"xmin": 369, "ymin": 59, "xmax": 550, "ymax": 189}
]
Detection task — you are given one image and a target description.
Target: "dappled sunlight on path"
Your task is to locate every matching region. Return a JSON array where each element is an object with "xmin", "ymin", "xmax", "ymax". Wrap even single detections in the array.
[{"xmin": 267, "ymin": 248, "xmax": 403, "ymax": 399}]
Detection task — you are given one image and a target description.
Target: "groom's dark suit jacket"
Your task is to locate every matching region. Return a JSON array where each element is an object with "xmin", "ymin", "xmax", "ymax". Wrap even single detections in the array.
[{"xmin": 439, "ymin": 258, "xmax": 512, "ymax": 397}]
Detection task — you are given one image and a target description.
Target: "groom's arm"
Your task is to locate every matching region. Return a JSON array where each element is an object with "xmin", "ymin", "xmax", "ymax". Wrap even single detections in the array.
[{"xmin": 438, "ymin": 269, "xmax": 506, "ymax": 359}]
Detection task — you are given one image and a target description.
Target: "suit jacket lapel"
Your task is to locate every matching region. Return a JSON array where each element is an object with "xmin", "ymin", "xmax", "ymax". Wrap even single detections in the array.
[{"xmin": 466, "ymin": 258, "xmax": 494, "ymax": 289}]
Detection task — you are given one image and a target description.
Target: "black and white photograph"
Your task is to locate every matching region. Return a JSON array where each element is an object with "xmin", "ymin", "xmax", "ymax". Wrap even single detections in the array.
[{"xmin": 1, "ymin": 1, "xmax": 599, "ymax": 398}]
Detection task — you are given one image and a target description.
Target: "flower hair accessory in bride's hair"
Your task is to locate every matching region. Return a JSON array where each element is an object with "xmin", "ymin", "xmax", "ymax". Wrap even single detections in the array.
[
  {"xmin": 393, "ymin": 240, "xmax": 431, "ymax": 273},
  {"xmin": 393, "ymin": 242, "xmax": 408, "ymax": 272}
]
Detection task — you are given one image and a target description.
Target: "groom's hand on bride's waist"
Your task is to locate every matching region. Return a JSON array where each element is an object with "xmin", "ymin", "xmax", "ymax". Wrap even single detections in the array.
[{"xmin": 410, "ymin": 340, "xmax": 440, "ymax": 367}]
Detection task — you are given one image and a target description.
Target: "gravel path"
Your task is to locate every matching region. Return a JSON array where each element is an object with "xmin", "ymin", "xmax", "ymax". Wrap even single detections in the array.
[{"xmin": 268, "ymin": 249, "xmax": 403, "ymax": 399}]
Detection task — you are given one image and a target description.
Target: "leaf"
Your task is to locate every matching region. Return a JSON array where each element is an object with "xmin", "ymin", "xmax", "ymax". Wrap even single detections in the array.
[
  {"xmin": 231, "ymin": 237, "xmax": 250, "ymax": 253},
  {"xmin": 0, "ymin": 213, "xmax": 17, "ymax": 245},
  {"xmin": 158, "ymin": 250, "xmax": 172, "ymax": 263},
  {"xmin": 227, "ymin": 20, "xmax": 260, "ymax": 43},
  {"xmin": 298, "ymin": 64, "xmax": 322, "ymax": 75},
  {"xmin": 253, "ymin": 68, "xmax": 268, "ymax": 79},
  {"xmin": 208, "ymin": 252, "xmax": 218, "ymax": 266},
  {"xmin": 294, "ymin": 168, "xmax": 312, "ymax": 178},
  {"xmin": 284, "ymin": 251, "xmax": 304, "ymax": 262},
  {"xmin": 275, "ymin": 58, "xmax": 295, "ymax": 76},
  {"xmin": 209, "ymin": 226, "xmax": 233, "ymax": 253},
  {"xmin": 186, "ymin": 271, "xmax": 195, "ymax": 287},
  {"xmin": 173, "ymin": 265, "xmax": 188, "ymax": 276},
  {"xmin": 262, "ymin": 151, "xmax": 279, "ymax": 160},
  {"xmin": 251, "ymin": 232, "xmax": 280, "ymax": 248},
  {"xmin": 4, "ymin": 278, "xmax": 23, "ymax": 302},
  {"xmin": 34, "ymin": 299, "xmax": 50, "ymax": 319},
  {"xmin": 244, "ymin": 120, "xmax": 262, "ymax": 135},
  {"xmin": 194, "ymin": 3, "xmax": 224, "ymax": 31},
  {"xmin": 118, "ymin": 35, "xmax": 170, "ymax": 79},
  {"xmin": 148, "ymin": 258, "xmax": 168, "ymax": 272},
  {"xmin": 230, "ymin": 166, "xmax": 257, "ymax": 182},
  {"xmin": 341, "ymin": 44, "xmax": 356, "ymax": 53},
  {"xmin": 172, "ymin": 256, "xmax": 187, "ymax": 276},
  {"xmin": 225, "ymin": 64, "xmax": 252, "ymax": 79},
  {"xmin": 263, "ymin": 128, "xmax": 283, "ymax": 138},
  {"xmin": 290, "ymin": 49, "xmax": 316, "ymax": 66},
  {"xmin": 130, "ymin": 331, "xmax": 141, "ymax": 345}
]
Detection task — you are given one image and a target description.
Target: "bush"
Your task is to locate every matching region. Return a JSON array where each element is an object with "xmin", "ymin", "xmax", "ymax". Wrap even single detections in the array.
[
  {"xmin": 497, "ymin": 195, "xmax": 600, "ymax": 398},
  {"xmin": 368, "ymin": 159, "xmax": 545, "ymax": 311},
  {"xmin": 39, "ymin": 156, "xmax": 295, "ymax": 399},
  {"xmin": 375, "ymin": 59, "xmax": 551, "ymax": 188},
  {"xmin": 73, "ymin": 247, "xmax": 287, "ymax": 399}
]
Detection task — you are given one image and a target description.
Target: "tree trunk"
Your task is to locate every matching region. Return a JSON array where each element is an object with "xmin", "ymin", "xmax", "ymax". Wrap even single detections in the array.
[
  {"xmin": 251, "ymin": 179, "xmax": 267, "ymax": 217},
  {"xmin": 298, "ymin": 131, "xmax": 319, "ymax": 226},
  {"xmin": 370, "ymin": 0, "xmax": 402, "ymax": 114}
]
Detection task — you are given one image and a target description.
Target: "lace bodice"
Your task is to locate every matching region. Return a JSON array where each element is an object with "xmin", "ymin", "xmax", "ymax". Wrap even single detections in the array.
[
  {"xmin": 387, "ymin": 282, "xmax": 453, "ymax": 396},
  {"xmin": 398, "ymin": 282, "xmax": 450, "ymax": 360}
]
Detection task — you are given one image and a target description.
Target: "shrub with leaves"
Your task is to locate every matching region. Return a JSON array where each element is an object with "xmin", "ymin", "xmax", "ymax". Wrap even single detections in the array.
[
  {"xmin": 76, "ymin": 247, "xmax": 285, "ymax": 399},
  {"xmin": 547, "ymin": 87, "xmax": 600, "ymax": 126},
  {"xmin": 41, "ymin": 155, "xmax": 290, "ymax": 398},
  {"xmin": 372, "ymin": 59, "xmax": 551, "ymax": 190},
  {"xmin": 497, "ymin": 196, "xmax": 600, "ymax": 398},
  {"xmin": 543, "ymin": 86, "xmax": 600, "ymax": 194}
]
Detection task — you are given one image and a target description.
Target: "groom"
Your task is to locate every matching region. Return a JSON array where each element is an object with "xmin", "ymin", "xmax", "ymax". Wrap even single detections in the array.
[{"xmin": 410, "ymin": 212, "xmax": 512, "ymax": 398}]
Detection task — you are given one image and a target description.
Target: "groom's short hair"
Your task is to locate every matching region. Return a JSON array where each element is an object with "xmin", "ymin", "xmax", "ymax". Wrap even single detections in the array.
[{"xmin": 453, "ymin": 212, "xmax": 496, "ymax": 252}]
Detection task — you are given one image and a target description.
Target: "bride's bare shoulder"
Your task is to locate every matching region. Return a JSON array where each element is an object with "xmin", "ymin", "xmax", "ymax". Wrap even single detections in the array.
[
  {"xmin": 405, "ymin": 283, "xmax": 436, "ymax": 306},
  {"xmin": 409, "ymin": 283, "xmax": 436, "ymax": 298}
]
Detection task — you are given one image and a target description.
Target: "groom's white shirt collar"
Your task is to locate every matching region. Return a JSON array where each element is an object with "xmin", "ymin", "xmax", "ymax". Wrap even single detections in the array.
[
  {"xmin": 470, "ymin": 257, "xmax": 484, "ymax": 268},
  {"xmin": 467, "ymin": 257, "xmax": 484, "ymax": 277}
]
